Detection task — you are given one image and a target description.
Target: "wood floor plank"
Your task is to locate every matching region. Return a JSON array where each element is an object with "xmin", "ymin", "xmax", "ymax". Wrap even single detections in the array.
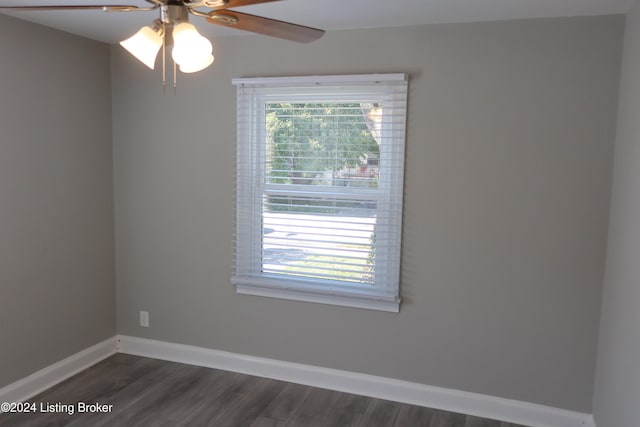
[
  {"xmin": 464, "ymin": 415, "xmax": 501, "ymax": 427},
  {"xmin": 429, "ymin": 409, "xmax": 467, "ymax": 427},
  {"xmin": 173, "ymin": 372, "xmax": 251, "ymax": 426},
  {"xmin": 357, "ymin": 398, "xmax": 402, "ymax": 427},
  {"xmin": 321, "ymin": 392, "xmax": 370, "ymax": 427},
  {"xmin": 160, "ymin": 368, "xmax": 239, "ymax": 423},
  {"xmin": 394, "ymin": 403, "xmax": 435, "ymax": 426},
  {"xmin": 258, "ymin": 382, "xmax": 313, "ymax": 422},
  {"xmin": 65, "ymin": 374, "xmax": 165, "ymax": 427},
  {"xmin": 66, "ymin": 358, "xmax": 200, "ymax": 427},
  {"xmin": 209, "ymin": 377, "xmax": 288, "ymax": 427},
  {"xmin": 285, "ymin": 387, "xmax": 341, "ymax": 427},
  {"xmin": 89, "ymin": 362, "xmax": 214, "ymax": 427},
  {"xmin": 250, "ymin": 416, "xmax": 288, "ymax": 427}
]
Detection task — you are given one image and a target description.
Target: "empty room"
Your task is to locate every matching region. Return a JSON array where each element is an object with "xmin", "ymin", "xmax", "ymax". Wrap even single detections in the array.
[{"xmin": 0, "ymin": 0, "xmax": 638, "ymax": 426}]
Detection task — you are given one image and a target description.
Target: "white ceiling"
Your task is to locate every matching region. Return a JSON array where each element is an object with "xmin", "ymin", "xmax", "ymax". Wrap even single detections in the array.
[{"xmin": 1, "ymin": 0, "xmax": 636, "ymax": 44}]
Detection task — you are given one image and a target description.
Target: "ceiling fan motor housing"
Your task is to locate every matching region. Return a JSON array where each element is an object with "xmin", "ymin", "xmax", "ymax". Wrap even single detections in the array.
[{"xmin": 161, "ymin": 4, "xmax": 188, "ymax": 24}]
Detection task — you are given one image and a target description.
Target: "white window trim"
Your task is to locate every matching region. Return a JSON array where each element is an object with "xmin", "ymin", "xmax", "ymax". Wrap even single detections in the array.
[{"xmin": 232, "ymin": 74, "xmax": 408, "ymax": 313}]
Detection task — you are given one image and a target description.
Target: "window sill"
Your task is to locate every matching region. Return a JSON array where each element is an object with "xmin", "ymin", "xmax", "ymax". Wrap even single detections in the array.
[{"xmin": 235, "ymin": 283, "xmax": 401, "ymax": 313}]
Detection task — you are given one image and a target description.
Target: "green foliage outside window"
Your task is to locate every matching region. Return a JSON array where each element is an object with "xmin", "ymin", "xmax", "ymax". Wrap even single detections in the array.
[{"xmin": 266, "ymin": 102, "xmax": 380, "ymax": 186}]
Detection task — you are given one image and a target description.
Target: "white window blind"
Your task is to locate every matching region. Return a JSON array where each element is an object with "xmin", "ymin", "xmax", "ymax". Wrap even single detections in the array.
[{"xmin": 232, "ymin": 74, "xmax": 408, "ymax": 312}]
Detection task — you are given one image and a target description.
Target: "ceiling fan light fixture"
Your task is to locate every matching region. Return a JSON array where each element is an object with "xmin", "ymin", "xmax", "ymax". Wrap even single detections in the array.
[
  {"xmin": 119, "ymin": 25, "xmax": 163, "ymax": 69},
  {"xmin": 171, "ymin": 22, "xmax": 214, "ymax": 73},
  {"xmin": 179, "ymin": 54, "xmax": 215, "ymax": 73}
]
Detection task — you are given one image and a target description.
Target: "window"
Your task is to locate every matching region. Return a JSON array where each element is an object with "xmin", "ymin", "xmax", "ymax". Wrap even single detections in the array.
[{"xmin": 232, "ymin": 74, "xmax": 408, "ymax": 312}]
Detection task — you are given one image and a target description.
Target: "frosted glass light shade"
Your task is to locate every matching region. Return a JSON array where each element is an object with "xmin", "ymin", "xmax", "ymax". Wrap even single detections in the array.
[
  {"xmin": 179, "ymin": 54, "xmax": 214, "ymax": 73},
  {"xmin": 120, "ymin": 26, "xmax": 163, "ymax": 69},
  {"xmin": 172, "ymin": 22, "xmax": 214, "ymax": 73}
]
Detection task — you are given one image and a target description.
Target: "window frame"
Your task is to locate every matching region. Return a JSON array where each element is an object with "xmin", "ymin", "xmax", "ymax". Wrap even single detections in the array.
[{"xmin": 232, "ymin": 74, "xmax": 408, "ymax": 312}]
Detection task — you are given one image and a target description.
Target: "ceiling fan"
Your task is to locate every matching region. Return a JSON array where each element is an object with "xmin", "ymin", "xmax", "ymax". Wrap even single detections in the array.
[{"xmin": 0, "ymin": 0, "xmax": 325, "ymax": 84}]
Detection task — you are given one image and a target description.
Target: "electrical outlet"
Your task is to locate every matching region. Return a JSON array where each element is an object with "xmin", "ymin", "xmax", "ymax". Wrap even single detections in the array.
[{"xmin": 139, "ymin": 311, "xmax": 149, "ymax": 327}]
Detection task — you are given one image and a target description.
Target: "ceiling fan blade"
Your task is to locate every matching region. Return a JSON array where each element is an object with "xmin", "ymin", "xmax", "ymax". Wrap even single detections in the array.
[
  {"xmin": 206, "ymin": 10, "xmax": 324, "ymax": 43},
  {"xmin": 0, "ymin": 4, "xmax": 149, "ymax": 12},
  {"xmin": 202, "ymin": 0, "xmax": 282, "ymax": 11}
]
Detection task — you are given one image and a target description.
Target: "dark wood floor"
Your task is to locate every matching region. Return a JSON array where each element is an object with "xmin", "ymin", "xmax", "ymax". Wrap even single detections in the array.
[{"xmin": 0, "ymin": 354, "xmax": 528, "ymax": 427}]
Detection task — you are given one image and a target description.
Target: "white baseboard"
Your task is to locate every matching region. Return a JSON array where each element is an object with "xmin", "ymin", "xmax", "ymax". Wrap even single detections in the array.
[
  {"xmin": 117, "ymin": 335, "xmax": 594, "ymax": 427},
  {"xmin": 0, "ymin": 337, "xmax": 117, "ymax": 409}
]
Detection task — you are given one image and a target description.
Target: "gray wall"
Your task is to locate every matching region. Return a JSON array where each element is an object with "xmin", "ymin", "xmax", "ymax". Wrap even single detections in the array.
[
  {"xmin": 112, "ymin": 16, "xmax": 623, "ymax": 412},
  {"xmin": 0, "ymin": 15, "xmax": 116, "ymax": 388},
  {"xmin": 593, "ymin": 3, "xmax": 640, "ymax": 426}
]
